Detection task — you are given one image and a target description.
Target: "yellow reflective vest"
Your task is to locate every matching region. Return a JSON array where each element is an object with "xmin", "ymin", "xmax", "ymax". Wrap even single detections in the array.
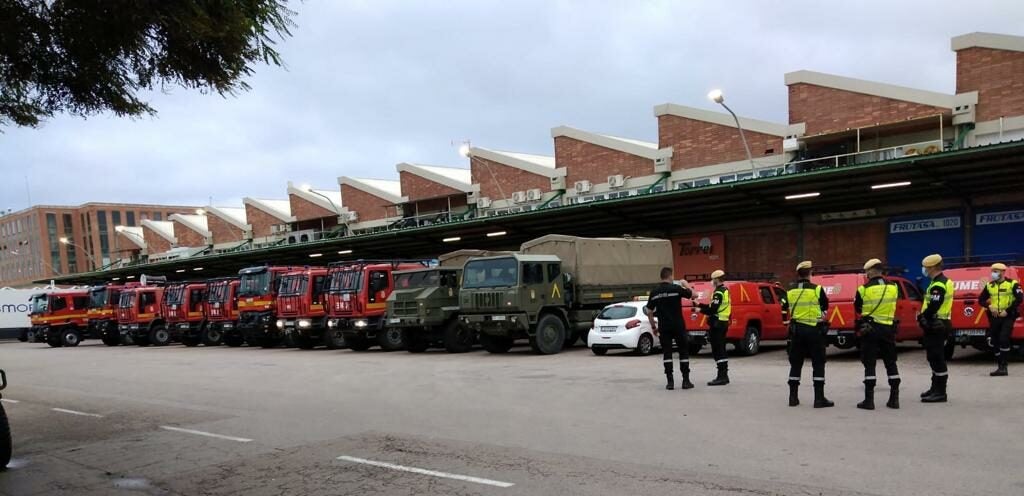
[{"xmin": 857, "ymin": 279, "xmax": 897, "ymax": 325}]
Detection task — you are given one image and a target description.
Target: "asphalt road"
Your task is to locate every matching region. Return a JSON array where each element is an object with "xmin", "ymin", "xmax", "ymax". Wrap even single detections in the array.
[{"xmin": 0, "ymin": 338, "xmax": 1020, "ymax": 496}]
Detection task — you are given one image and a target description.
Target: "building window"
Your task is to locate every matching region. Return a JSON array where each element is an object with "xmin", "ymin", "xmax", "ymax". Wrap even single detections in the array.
[
  {"xmin": 111, "ymin": 211, "xmax": 122, "ymax": 254},
  {"xmin": 46, "ymin": 213, "xmax": 60, "ymax": 275},
  {"xmin": 126, "ymin": 211, "xmax": 136, "ymax": 226},
  {"xmin": 97, "ymin": 210, "xmax": 110, "ymax": 267},
  {"xmin": 736, "ymin": 172, "xmax": 754, "ymax": 181},
  {"xmin": 62, "ymin": 213, "xmax": 77, "ymax": 273},
  {"xmin": 153, "ymin": 212, "xmax": 162, "ymax": 221}
]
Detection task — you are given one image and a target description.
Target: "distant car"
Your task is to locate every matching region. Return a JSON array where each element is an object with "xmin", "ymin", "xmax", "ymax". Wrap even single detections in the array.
[{"xmin": 587, "ymin": 301, "xmax": 659, "ymax": 356}]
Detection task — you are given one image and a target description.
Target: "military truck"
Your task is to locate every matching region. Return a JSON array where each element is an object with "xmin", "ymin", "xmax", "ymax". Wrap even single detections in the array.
[
  {"xmin": 386, "ymin": 250, "xmax": 507, "ymax": 353},
  {"xmin": 459, "ymin": 235, "xmax": 671, "ymax": 355}
]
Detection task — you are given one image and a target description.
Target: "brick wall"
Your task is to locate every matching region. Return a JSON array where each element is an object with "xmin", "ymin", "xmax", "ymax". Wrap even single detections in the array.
[
  {"xmin": 658, "ymin": 115, "xmax": 783, "ymax": 169},
  {"xmin": 788, "ymin": 83, "xmax": 948, "ymax": 135},
  {"xmin": 289, "ymin": 194, "xmax": 337, "ymax": 222},
  {"xmin": 207, "ymin": 215, "xmax": 246, "ymax": 245},
  {"xmin": 399, "ymin": 171, "xmax": 462, "ymax": 201},
  {"xmin": 956, "ymin": 47, "xmax": 1024, "ymax": 121},
  {"xmin": 172, "ymin": 220, "xmax": 208, "ymax": 247},
  {"xmin": 553, "ymin": 136, "xmax": 652, "ymax": 186},
  {"xmin": 245, "ymin": 205, "xmax": 285, "ymax": 238},
  {"xmin": 471, "ymin": 157, "xmax": 549, "ymax": 199},
  {"xmin": 340, "ymin": 184, "xmax": 394, "ymax": 222},
  {"xmin": 803, "ymin": 219, "xmax": 887, "ymax": 268},
  {"xmin": 725, "ymin": 225, "xmax": 800, "ymax": 284},
  {"xmin": 142, "ymin": 227, "xmax": 172, "ymax": 254}
]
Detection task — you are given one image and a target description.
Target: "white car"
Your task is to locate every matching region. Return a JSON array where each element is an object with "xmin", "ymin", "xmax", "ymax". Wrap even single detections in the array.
[{"xmin": 587, "ymin": 301, "xmax": 659, "ymax": 356}]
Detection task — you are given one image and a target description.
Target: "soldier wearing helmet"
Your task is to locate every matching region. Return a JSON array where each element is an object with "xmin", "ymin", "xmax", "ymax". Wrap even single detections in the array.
[{"xmin": 697, "ymin": 269, "xmax": 732, "ymax": 386}]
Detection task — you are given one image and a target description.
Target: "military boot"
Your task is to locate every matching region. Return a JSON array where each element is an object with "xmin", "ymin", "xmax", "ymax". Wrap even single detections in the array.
[
  {"xmin": 707, "ymin": 362, "xmax": 729, "ymax": 386},
  {"xmin": 788, "ymin": 381, "xmax": 800, "ymax": 407},
  {"xmin": 990, "ymin": 355, "xmax": 1008, "ymax": 377},
  {"xmin": 886, "ymin": 380, "xmax": 900, "ymax": 410},
  {"xmin": 857, "ymin": 385, "xmax": 875, "ymax": 410},
  {"xmin": 665, "ymin": 373, "xmax": 674, "ymax": 390},
  {"xmin": 921, "ymin": 375, "xmax": 948, "ymax": 403},
  {"xmin": 680, "ymin": 365, "xmax": 694, "ymax": 390},
  {"xmin": 813, "ymin": 382, "xmax": 834, "ymax": 408}
]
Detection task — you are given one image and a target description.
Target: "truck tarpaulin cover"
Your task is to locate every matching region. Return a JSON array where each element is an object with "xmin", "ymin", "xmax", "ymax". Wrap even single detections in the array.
[
  {"xmin": 519, "ymin": 235, "xmax": 672, "ymax": 286},
  {"xmin": 438, "ymin": 250, "xmax": 516, "ymax": 268}
]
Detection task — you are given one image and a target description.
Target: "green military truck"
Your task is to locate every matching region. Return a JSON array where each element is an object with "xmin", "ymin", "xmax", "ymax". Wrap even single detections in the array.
[{"xmin": 459, "ymin": 235, "xmax": 671, "ymax": 355}]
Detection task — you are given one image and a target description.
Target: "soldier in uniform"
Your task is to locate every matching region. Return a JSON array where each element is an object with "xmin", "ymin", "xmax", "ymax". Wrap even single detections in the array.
[
  {"xmin": 854, "ymin": 259, "xmax": 901, "ymax": 410},
  {"xmin": 978, "ymin": 263, "xmax": 1023, "ymax": 377},
  {"xmin": 646, "ymin": 267, "xmax": 694, "ymax": 390},
  {"xmin": 918, "ymin": 254, "xmax": 954, "ymax": 403},
  {"xmin": 781, "ymin": 261, "xmax": 834, "ymax": 408},
  {"xmin": 698, "ymin": 269, "xmax": 731, "ymax": 386}
]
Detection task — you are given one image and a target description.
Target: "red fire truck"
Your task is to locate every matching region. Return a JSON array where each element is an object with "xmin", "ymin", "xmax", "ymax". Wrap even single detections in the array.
[
  {"xmin": 23, "ymin": 292, "xmax": 49, "ymax": 342},
  {"xmin": 87, "ymin": 283, "xmax": 128, "ymax": 346},
  {"xmin": 237, "ymin": 265, "xmax": 303, "ymax": 347},
  {"xmin": 811, "ymin": 270, "xmax": 923, "ymax": 349},
  {"xmin": 275, "ymin": 267, "xmax": 340, "ymax": 349},
  {"xmin": 36, "ymin": 289, "xmax": 91, "ymax": 347},
  {"xmin": 205, "ymin": 278, "xmax": 241, "ymax": 346},
  {"xmin": 163, "ymin": 282, "xmax": 217, "ymax": 346},
  {"xmin": 945, "ymin": 264, "xmax": 1024, "ymax": 359},
  {"xmin": 116, "ymin": 280, "xmax": 167, "ymax": 346},
  {"xmin": 326, "ymin": 260, "xmax": 428, "ymax": 351},
  {"xmin": 682, "ymin": 275, "xmax": 789, "ymax": 356}
]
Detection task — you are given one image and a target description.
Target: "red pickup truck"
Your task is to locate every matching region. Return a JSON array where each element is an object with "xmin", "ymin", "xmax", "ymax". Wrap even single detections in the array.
[
  {"xmin": 810, "ymin": 272, "xmax": 923, "ymax": 349},
  {"xmin": 684, "ymin": 279, "xmax": 789, "ymax": 356}
]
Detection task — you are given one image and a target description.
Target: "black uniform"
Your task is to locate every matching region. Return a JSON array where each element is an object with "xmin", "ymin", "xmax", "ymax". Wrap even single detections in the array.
[
  {"xmin": 978, "ymin": 278, "xmax": 1023, "ymax": 374},
  {"xmin": 854, "ymin": 277, "xmax": 901, "ymax": 391},
  {"xmin": 919, "ymin": 274, "xmax": 952, "ymax": 379},
  {"xmin": 781, "ymin": 279, "xmax": 830, "ymax": 388},
  {"xmin": 647, "ymin": 282, "xmax": 693, "ymax": 382},
  {"xmin": 699, "ymin": 285, "xmax": 730, "ymax": 381}
]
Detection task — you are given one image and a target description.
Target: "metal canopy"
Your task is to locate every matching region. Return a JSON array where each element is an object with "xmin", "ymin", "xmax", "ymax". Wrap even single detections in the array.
[{"xmin": 43, "ymin": 140, "xmax": 1024, "ymax": 285}]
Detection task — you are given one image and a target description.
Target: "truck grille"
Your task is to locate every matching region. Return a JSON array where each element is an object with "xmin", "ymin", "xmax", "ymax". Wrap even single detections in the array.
[
  {"xmin": 473, "ymin": 292, "xmax": 503, "ymax": 309},
  {"xmin": 391, "ymin": 300, "xmax": 419, "ymax": 316}
]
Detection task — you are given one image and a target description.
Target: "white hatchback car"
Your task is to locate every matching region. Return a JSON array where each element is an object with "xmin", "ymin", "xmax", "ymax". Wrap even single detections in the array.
[{"xmin": 587, "ymin": 301, "xmax": 659, "ymax": 356}]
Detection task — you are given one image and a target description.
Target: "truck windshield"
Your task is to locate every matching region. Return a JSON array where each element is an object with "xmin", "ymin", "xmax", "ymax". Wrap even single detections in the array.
[
  {"xmin": 463, "ymin": 258, "xmax": 518, "ymax": 289},
  {"xmin": 329, "ymin": 269, "xmax": 361, "ymax": 292},
  {"xmin": 278, "ymin": 274, "xmax": 307, "ymax": 296},
  {"xmin": 164, "ymin": 286, "xmax": 185, "ymax": 305},
  {"xmin": 118, "ymin": 292, "xmax": 136, "ymax": 309},
  {"xmin": 29, "ymin": 294, "xmax": 48, "ymax": 314},
  {"xmin": 88, "ymin": 287, "xmax": 108, "ymax": 309},
  {"xmin": 394, "ymin": 271, "xmax": 440, "ymax": 290},
  {"xmin": 207, "ymin": 282, "xmax": 228, "ymax": 303},
  {"xmin": 239, "ymin": 270, "xmax": 271, "ymax": 297}
]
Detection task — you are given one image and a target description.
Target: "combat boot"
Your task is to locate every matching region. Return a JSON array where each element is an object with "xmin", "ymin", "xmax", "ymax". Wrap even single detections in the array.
[
  {"xmin": 921, "ymin": 375, "xmax": 947, "ymax": 403},
  {"xmin": 665, "ymin": 374, "xmax": 674, "ymax": 390},
  {"xmin": 990, "ymin": 355, "xmax": 1008, "ymax": 377},
  {"xmin": 788, "ymin": 381, "xmax": 799, "ymax": 407},
  {"xmin": 857, "ymin": 385, "xmax": 875, "ymax": 410},
  {"xmin": 886, "ymin": 382, "xmax": 900, "ymax": 410},
  {"xmin": 813, "ymin": 382, "xmax": 834, "ymax": 408},
  {"xmin": 680, "ymin": 370, "xmax": 694, "ymax": 390},
  {"xmin": 707, "ymin": 362, "xmax": 729, "ymax": 386}
]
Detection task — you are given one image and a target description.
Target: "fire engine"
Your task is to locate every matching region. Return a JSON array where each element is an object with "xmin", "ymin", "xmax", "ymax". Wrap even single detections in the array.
[
  {"xmin": 162, "ymin": 282, "xmax": 217, "ymax": 346},
  {"xmin": 35, "ymin": 289, "xmax": 91, "ymax": 347},
  {"xmin": 205, "ymin": 278, "xmax": 241, "ymax": 346},
  {"xmin": 87, "ymin": 283, "xmax": 129, "ymax": 346},
  {"xmin": 275, "ymin": 267, "xmax": 338, "ymax": 349},
  {"xmin": 326, "ymin": 260, "xmax": 428, "ymax": 351},
  {"xmin": 116, "ymin": 277, "xmax": 167, "ymax": 346},
  {"xmin": 237, "ymin": 265, "xmax": 303, "ymax": 347}
]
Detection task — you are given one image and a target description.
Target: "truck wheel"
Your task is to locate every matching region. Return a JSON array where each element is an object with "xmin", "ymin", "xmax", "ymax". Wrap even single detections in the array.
[
  {"xmin": 201, "ymin": 325, "xmax": 222, "ymax": 346},
  {"xmin": 46, "ymin": 331, "xmax": 63, "ymax": 348},
  {"xmin": 347, "ymin": 335, "xmax": 371, "ymax": 352},
  {"xmin": 0, "ymin": 402, "xmax": 11, "ymax": 469},
  {"xmin": 323, "ymin": 330, "xmax": 346, "ymax": 350},
  {"xmin": 405, "ymin": 331, "xmax": 429, "ymax": 353},
  {"xmin": 944, "ymin": 342, "xmax": 956, "ymax": 361},
  {"xmin": 480, "ymin": 334, "xmax": 513, "ymax": 354},
  {"xmin": 149, "ymin": 326, "xmax": 171, "ymax": 346},
  {"xmin": 443, "ymin": 320, "xmax": 473, "ymax": 353},
  {"xmin": 591, "ymin": 347, "xmax": 608, "ymax": 356},
  {"xmin": 530, "ymin": 314, "xmax": 566, "ymax": 355},
  {"xmin": 223, "ymin": 333, "xmax": 244, "ymax": 347},
  {"xmin": 735, "ymin": 327, "xmax": 761, "ymax": 356},
  {"xmin": 101, "ymin": 334, "xmax": 120, "ymax": 346},
  {"xmin": 378, "ymin": 328, "xmax": 406, "ymax": 351},
  {"xmin": 61, "ymin": 328, "xmax": 82, "ymax": 348},
  {"xmin": 181, "ymin": 335, "xmax": 201, "ymax": 347},
  {"xmin": 635, "ymin": 333, "xmax": 654, "ymax": 356}
]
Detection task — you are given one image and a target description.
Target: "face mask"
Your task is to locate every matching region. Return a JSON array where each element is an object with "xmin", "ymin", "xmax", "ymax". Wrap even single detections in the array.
[
  {"xmin": 921, "ymin": 267, "xmax": 929, "ymax": 278},
  {"xmin": 991, "ymin": 271, "xmax": 1001, "ymax": 282}
]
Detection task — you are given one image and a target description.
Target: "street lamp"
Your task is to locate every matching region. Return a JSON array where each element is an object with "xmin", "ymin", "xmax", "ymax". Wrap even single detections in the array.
[
  {"xmin": 58, "ymin": 236, "xmax": 98, "ymax": 268},
  {"xmin": 300, "ymin": 184, "xmax": 344, "ymax": 218},
  {"xmin": 708, "ymin": 89, "xmax": 755, "ymax": 172}
]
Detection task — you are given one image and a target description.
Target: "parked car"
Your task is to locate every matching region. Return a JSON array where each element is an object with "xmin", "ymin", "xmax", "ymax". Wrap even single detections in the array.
[{"xmin": 587, "ymin": 301, "xmax": 658, "ymax": 355}]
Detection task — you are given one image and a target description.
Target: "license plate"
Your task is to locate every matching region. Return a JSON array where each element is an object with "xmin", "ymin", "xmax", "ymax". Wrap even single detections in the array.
[
  {"xmin": 600, "ymin": 326, "xmax": 618, "ymax": 333},
  {"xmin": 492, "ymin": 315, "xmax": 507, "ymax": 321},
  {"xmin": 827, "ymin": 330, "xmax": 838, "ymax": 336},
  {"xmin": 388, "ymin": 318, "xmax": 400, "ymax": 324},
  {"xmin": 955, "ymin": 329, "xmax": 986, "ymax": 337},
  {"xmin": 689, "ymin": 331, "xmax": 707, "ymax": 337}
]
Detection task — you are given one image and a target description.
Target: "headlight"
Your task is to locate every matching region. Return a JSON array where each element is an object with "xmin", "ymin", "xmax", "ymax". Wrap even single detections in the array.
[
  {"xmin": 353, "ymin": 320, "xmax": 368, "ymax": 328},
  {"xmin": 297, "ymin": 319, "xmax": 311, "ymax": 328},
  {"xmin": 327, "ymin": 320, "xmax": 337, "ymax": 328},
  {"xmin": 275, "ymin": 320, "xmax": 284, "ymax": 329}
]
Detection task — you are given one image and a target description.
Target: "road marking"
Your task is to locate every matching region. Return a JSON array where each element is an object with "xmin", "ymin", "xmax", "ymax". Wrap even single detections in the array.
[
  {"xmin": 51, "ymin": 407, "xmax": 103, "ymax": 418},
  {"xmin": 0, "ymin": 399, "xmax": 19, "ymax": 404},
  {"xmin": 336, "ymin": 455, "xmax": 515, "ymax": 488},
  {"xmin": 159, "ymin": 426, "xmax": 253, "ymax": 443}
]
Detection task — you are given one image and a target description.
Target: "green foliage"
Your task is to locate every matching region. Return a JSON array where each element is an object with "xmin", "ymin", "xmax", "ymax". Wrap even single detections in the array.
[{"xmin": 0, "ymin": 0, "xmax": 295, "ymax": 127}]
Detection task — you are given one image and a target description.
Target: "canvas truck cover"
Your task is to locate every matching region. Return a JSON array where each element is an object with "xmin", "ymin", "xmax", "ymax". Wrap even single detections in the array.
[
  {"xmin": 438, "ymin": 250, "xmax": 516, "ymax": 268},
  {"xmin": 519, "ymin": 235, "xmax": 672, "ymax": 286}
]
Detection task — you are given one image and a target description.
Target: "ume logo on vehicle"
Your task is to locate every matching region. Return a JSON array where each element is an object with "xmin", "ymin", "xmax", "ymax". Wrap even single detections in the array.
[{"xmin": 954, "ymin": 280, "xmax": 981, "ymax": 292}]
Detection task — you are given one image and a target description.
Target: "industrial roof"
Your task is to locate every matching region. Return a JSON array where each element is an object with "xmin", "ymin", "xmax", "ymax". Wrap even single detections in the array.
[
  {"xmin": 653, "ymin": 103, "xmax": 797, "ymax": 137},
  {"xmin": 396, "ymin": 163, "xmax": 474, "ymax": 193},
  {"xmin": 141, "ymin": 220, "xmax": 176, "ymax": 243},
  {"xmin": 467, "ymin": 147, "xmax": 564, "ymax": 178},
  {"xmin": 783, "ymin": 70, "xmax": 976, "ymax": 109},
  {"xmin": 338, "ymin": 177, "xmax": 406, "ymax": 204},
  {"xmin": 115, "ymin": 226, "xmax": 147, "ymax": 249},
  {"xmin": 286, "ymin": 182, "xmax": 345, "ymax": 215},
  {"xmin": 951, "ymin": 32, "xmax": 1024, "ymax": 52},
  {"xmin": 205, "ymin": 206, "xmax": 249, "ymax": 231},
  {"xmin": 550, "ymin": 126, "xmax": 672, "ymax": 160},
  {"xmin": 242, "ymin": 197, "xmax": 295, "ymax": 223},
  {"xmin": 169, "ymin": 214, "xmax": 211, "ymax": 237}
]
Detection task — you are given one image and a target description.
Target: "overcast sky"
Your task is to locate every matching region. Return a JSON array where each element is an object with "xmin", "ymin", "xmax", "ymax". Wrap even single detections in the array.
[{"xmin": 3, "ymin": 0, "xmax": 1022, "ymax": 210}]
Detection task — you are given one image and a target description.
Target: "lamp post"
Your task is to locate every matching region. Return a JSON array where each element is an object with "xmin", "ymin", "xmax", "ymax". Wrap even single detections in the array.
[
  {"xmin": 58, "ymin": 236, "xmax": 97, "ymax": 270},
  {"xmin": 708, "ymin": 89, "xmax": 755, "ymax": 172},
  {"xmin": 300, "ymin": 184, "xmax": 345, "ymax": 236}
]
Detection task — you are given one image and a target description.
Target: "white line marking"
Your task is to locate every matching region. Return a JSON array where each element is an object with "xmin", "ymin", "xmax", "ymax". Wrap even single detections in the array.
[
  {"xmin": 336, "ymin": 455, "xmax": 514, "ymax": 488},
  {"xmin": 51, "ymin": 407, "xmax": 103, "ymax": 418},
  {"xmin": 0, "ymin": 399, "xmax": 19, "ymax": 404},
  {"xmin": 159, "ymin": 426, "xmax": 253, "ymax": 443}
]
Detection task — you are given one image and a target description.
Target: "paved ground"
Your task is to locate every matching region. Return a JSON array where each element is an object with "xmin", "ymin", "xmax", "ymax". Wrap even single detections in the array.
[{"xmin": 0, "ymin": 338, "xmax": 1020, "ymax": 495}]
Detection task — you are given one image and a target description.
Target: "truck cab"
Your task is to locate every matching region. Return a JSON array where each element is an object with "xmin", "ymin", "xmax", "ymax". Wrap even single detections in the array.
[
  {"xmin": 38, "ymin": 290, "xmax": 90, "ymax": 348},
  {"xmin": 117, "ymin": 285, "xmax": 166, "ymax": 346},
  {"xmin": 275, "ymin": 267, "xmax": 335, "ymax": 349},
  {"xmin": 683, "ymin": 279, "xmax": 788, "ymax": 356},
  {"xmin": 944, "ymin": 265, "xmax": 1023, "ymax": 358},
  {"xmin": 205, "ymin": 278, "xmax": 241, "ymax": 346},
  {"xmin": 162, "ymin": 282, "xmax": 214, "ymax": 347},
  {"xmin": 326, "ymin": 260, "xmax": 428, "ymax": 351},
  {"xmin": 87, "ymin": 284, "xmax": 125, "ymax": 346},
  {"xmin": 810, "ymin": 272, "xmax": 923, "ymax": 349},
  {"xmin": 24, "ymin": 293, "xmax": 48, "ymax": 342},
  {"xmin": 237, "ymin": 265, "xmax": 300, "ymax": 348},
  {"xmin": 386, "ymin": 267, "xmax": 468, "ymax": 353}
]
